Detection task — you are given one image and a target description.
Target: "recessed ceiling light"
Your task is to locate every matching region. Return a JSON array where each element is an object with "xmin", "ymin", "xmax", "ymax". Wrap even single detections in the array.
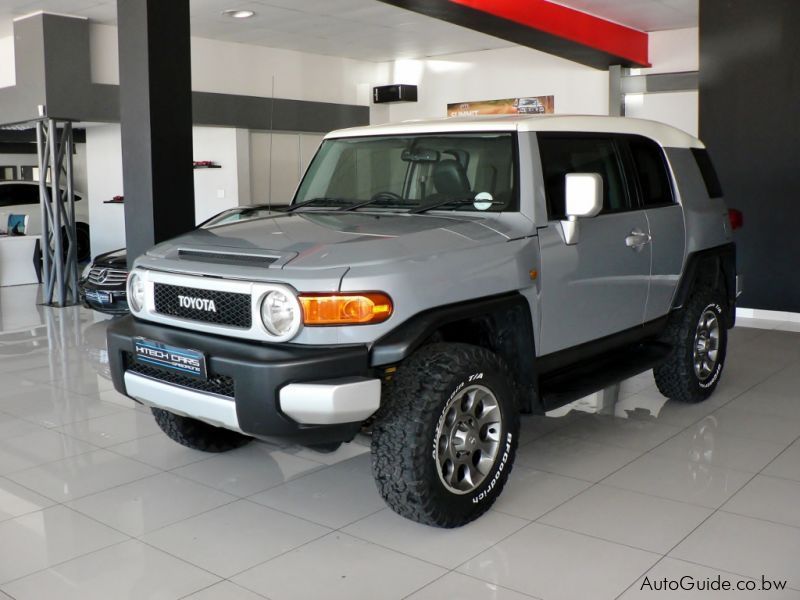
[{"xmin": 222, "ymin": 9, "xmax": 255, "ymax": 19}]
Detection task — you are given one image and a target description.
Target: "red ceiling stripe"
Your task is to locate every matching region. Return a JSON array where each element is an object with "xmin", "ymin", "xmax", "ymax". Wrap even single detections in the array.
[{"xmin": 448, "ymin": 0, "xmax": 650, "ymax": 67}]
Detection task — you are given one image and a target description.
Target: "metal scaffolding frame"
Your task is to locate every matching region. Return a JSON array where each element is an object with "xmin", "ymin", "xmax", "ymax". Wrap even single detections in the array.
[{"xmin": 35, "ymin": 118, "xmax": 79, "ymax": 306}]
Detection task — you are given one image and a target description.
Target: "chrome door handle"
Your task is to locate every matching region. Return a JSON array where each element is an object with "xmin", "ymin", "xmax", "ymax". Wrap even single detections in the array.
[{"xmin": 625, "ymin": 230, "xmax": 651, "ymax": 250}]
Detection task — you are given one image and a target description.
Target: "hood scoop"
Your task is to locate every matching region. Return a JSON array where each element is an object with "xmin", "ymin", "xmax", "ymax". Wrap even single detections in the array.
[{"xmin": 177, "ymin": 249, "xmax": 279, "ymax": 267}]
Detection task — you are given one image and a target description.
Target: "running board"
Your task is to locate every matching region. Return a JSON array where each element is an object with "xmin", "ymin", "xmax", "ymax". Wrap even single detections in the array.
[{"xmin": 539, "ymin": 342, "xmax": 671, "ymax": 411}]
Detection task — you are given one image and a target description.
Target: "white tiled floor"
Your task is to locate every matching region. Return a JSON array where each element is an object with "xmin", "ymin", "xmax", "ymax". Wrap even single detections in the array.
[{"xmin": 1, "ymin": 284, "xmax": 799, "ymax": 599}]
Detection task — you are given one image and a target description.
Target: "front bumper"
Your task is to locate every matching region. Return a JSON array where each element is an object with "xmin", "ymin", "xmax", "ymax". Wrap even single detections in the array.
[
  {"xmin": 107, "ymin": 316, "xmax": 380, "ymax": 445},
  {"xmin": 80, "ymin": 283, "xmax": 129, "ymax": 315}
]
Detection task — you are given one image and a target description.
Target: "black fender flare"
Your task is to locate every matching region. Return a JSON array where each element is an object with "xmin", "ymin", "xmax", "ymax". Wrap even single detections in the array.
[
  {"xmin": 671, "ymin": 242, "xmax": 737, "ymax": 327},
  {"xmin": 369, "ymin": 292, "xmax": 538, "ymax": 411}
]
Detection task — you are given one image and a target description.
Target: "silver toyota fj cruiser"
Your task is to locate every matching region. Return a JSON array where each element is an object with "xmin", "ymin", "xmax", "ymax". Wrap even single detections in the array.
[{"xmin": 108, "ymin": 115, "xmax": 739, "ymax": 527}]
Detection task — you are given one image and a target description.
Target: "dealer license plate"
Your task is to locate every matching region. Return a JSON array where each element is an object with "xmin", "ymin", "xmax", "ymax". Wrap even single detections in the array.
[
  {"xmin": 87, "ymin": 290, "xmax": 113, "ymax": 304},
  {"xmin": 133, "ymin": 337, "xmax": 207, "ymax": 379}
]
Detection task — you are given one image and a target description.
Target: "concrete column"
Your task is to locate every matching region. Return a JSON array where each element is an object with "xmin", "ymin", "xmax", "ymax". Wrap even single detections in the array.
[{"xmin": 117, "ymin": 0, "xmax": 195, "ymax": 266}]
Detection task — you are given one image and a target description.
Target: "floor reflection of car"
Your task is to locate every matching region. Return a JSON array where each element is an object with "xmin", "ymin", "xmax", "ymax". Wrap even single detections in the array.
[
  {"xmin": 0, "ymin": 323, "xmax": 49, "ymax": 356},
  {"xmin": 82, "ymin": 318, "xmax": 112, "ymax": 380},
  {"xmin": 79, "ymin": 204, "xmax": 278, "ymax": 315}
]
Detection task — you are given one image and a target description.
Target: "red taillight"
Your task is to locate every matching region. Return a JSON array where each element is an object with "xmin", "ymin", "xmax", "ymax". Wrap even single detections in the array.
[{"xmin": 728, "ymin": 209, "xmax": 743, "ymax": 231}]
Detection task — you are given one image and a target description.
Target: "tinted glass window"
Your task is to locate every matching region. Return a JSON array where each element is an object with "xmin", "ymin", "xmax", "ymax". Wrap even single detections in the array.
[
  {"xmin": 538, "ymin": 134, "xmax": 629, "ymax": 220},
  {"xmin": 0, "ymin": 184, "xmax": 39, "ymax": 208},
  {"xmin": 628, "ymin": 136, "xmax": 674, "ymax": 207},
  {"xmin": 691, "ymin": 148, "xmax": 723, "ymax": 198}
]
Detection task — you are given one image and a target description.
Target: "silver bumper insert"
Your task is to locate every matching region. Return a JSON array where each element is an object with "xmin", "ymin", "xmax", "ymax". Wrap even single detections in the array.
[
  {"xmin": 736, "ymin": 274, "xmax": 743, "ymax": 298},
  {"xmin": 124, "ymin": 372, "xmax": 241, "ymax": 432},
  {"xmin": 279, "ymin": 377, "xmax": 381, "ymax": 425}
]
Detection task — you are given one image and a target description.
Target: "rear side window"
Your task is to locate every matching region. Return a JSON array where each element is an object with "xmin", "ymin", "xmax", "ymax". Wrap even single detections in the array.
[
  {"xmin": 691, "ymin": 148, "xmax": 723, "ymax": 198},
  {"xmin": 538, "ymin": 134, "xmax": 630, "ymax": 220},
  {"xmin": 627, "ymin": 136, "xmax": 674, "ymax": 207}
]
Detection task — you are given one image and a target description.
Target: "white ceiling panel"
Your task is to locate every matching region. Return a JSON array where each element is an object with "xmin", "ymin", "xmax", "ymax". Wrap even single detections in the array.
[
  {"xmin": 553, "ymin": 0, "xmax": 697, "ymax": 31},
  {"xmin": 0, "ymin": 0, "xmax": 698, "ymax": 63}
]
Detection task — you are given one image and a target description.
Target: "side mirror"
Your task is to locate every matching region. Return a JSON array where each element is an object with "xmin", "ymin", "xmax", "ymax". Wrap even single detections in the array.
[{"xmin": 561, "ymin": 173, "xmax": 603, "ymax": 245}]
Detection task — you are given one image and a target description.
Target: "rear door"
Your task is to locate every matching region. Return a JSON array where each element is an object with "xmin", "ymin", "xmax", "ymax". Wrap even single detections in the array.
[
  {"xmin": 536, "ymin": 133, "xmax": 651, "ymax": 355},
  {"xmin": 623, "ymin": 136, "xmax": 686, "ymax": 322}
]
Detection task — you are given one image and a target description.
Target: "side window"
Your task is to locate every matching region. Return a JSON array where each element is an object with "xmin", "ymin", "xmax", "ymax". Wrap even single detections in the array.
[
  {"xmin": 691, "ymin": 148, "xmax": 723, "ymax": 198},
  {"xmin": 628, "ymin": 136, "xmax": 675, "ymax": 207},
  {"xmin": 0, "ymin": 186, "xmax": 12, "ymax": 208},
  {"xmin": 538, "ymin": 134, "xmax": 630, "ymax": 220},
  {"xmin": 0, "ymin": 184, "xmax": 39, "ymax": 207}
]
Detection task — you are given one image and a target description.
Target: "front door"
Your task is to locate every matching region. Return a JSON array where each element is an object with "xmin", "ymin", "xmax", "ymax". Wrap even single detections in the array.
[{"xmin": 536, "ymin": 134, "xmax": 651, "ymax": 355}]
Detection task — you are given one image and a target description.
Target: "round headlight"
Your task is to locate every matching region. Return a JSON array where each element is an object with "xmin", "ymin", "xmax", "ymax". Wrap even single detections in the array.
[
  {"xmin": 260, "ymin": 288, "xmax": 301, "ymax": 339},
  {"xmin": 127, "ymin": 271, "xmax": 146, "ymax": 313}
]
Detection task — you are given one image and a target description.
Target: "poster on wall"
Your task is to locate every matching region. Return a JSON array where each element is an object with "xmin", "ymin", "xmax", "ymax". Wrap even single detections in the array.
[{"xmin": 447, "ymin": 95, "xmax": 555, "ymax": 117}]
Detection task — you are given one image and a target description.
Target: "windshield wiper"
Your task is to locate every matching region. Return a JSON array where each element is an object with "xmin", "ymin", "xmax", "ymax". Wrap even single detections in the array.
[
  {"xmin": 410, "ymin": 197, "xmax": 503, "ymax": 214},
  {"xmin": 338, "ymin": 196, "xmax": 408, "ymax": 211},
  {"xmin": 283, "ymin": 197, "xmax": 355, "ymax": 212}
]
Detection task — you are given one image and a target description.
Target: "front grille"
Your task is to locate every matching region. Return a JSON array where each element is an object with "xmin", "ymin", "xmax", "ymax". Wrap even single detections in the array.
[
  {"xmin": 87, "ymin": 267, "xmax": 128, "ymax": 286},
  {"xmin": 153, "ymin": 283, "xmax": 252, "ymax": 328},
  {"xmin": 124, "ymin": 352, "xmax": 235, "ymax": 398}
]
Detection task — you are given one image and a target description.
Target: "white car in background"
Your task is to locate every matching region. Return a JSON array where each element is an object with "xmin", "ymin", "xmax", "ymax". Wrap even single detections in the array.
[{"xmin": 0, "ymin": 180, "xmax": 91, "ymax": 261}]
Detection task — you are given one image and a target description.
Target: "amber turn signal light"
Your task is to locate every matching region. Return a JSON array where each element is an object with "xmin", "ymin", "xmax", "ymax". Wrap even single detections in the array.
[{"xmin": 299, "ymin": 292, "xmax": 393, "ymax": 326}]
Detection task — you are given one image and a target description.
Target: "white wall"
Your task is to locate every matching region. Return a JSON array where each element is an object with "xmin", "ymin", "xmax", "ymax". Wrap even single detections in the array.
[
  {"xmin": 73, "ymin": 143, "xmax": 88, "ymax": 193},
  {"xmin": 0, "ymin": 35, "xmax": 14, "ymax": 88},
  {"xmin": 85, "ymin": 125, "xmax": 125, "ymax": 257},
  {"xmin": 89, "ymin": 24, "xmax": 378, "ymax": 106},
  {"xmin": 641, "ymin": 28, "xmax": 698, "ymax": 75},
  {"xmin": 625, "ymin": 28, "xmax": 699, "ymax": 136},
  {"xmin": 85, "ymin": 124, "xmax": 287, "ymax": 255},
  {"xmin": 380, "ymin": 46, "xmax": 610, "ymax": 122},
  {"xmin": 625, "ymin": 91, "xmax": 698, "ymax": 137},
  {"xmin": 85, "ymin": 24, "xmax": 380, "ymax": 255},
  {"xmin": 192, "ymin": 126, "xmax": 249, "ymax": 223},
  {"xmin": 249, "ymin": 132, "xmax": 324, "ymax": 207}
]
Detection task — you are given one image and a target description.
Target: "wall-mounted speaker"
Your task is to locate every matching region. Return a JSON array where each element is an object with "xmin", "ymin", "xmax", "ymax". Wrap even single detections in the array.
[{"xmin": 372, "ymin": 84, "xmax": 418, "ymax": 104}]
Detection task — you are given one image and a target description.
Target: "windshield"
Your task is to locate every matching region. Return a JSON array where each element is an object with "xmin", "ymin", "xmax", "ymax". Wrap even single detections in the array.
[{"xmin": 294, "ymin": 132, "xmax": 518, "ymax": 212}]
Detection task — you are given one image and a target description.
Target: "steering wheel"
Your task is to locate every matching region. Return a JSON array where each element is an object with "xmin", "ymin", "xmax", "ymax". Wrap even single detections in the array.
[{"xmin": 370, "ymin": 191, "xmax": 404, "ymax": 203}]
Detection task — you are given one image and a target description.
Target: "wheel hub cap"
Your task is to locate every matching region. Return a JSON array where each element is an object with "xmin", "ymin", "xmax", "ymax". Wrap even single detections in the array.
[
  {"xmin": 435, "ymin": 384, "xmax": 502, "ymax": 495},
  {"xmin": 693, "ymin": 309, "xmax": 720, "ymax": 382}
]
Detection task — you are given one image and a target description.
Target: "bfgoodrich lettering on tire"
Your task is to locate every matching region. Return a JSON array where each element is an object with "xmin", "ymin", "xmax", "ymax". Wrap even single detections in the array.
[
  {"xmin": 654, "ymin": 287, "xmax": 728, "ymax": 403},
  {"xmin": 371, "ymin": 342, "xmax": 519, "ymax": 527}
]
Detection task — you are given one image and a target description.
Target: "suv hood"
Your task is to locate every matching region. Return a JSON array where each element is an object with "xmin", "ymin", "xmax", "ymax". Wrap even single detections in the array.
[{"xmin": 146, "ymin": 211, "xmax": 510, "ymax": 270}]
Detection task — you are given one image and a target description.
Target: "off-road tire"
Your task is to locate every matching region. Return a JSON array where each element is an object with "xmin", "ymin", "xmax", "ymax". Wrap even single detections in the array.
[
  {"xmin": 151, "ymin": 407, "xmax": 252, "ymax": 452},
  {"xmin": 654, "ymin": 287, "xmax": 728, "ymax": 403},
  {"xmin": 371, "ymin": 343, "xmax": 519, "ymax": 527}
]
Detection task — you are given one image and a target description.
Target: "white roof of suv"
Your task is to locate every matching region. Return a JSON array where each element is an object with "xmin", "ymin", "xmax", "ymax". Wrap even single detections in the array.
[{"xmin": 327, "ymin": 115, "xmax": 703, "ymax": 150}]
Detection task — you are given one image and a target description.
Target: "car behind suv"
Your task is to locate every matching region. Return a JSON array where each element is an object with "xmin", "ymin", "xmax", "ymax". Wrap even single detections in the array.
[
  {"xmin": 107, "ymin": 115, "xmax": 739, "ymax": 527},
  {"xmin": 80, "ymin": 205, "xmax": 278, "ymax": 314}
]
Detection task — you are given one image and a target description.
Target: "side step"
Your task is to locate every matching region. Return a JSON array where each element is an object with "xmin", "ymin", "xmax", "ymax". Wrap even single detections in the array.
[{"xmin": 539, "ymin": 342, "xmax": 671, "ymax": 411}]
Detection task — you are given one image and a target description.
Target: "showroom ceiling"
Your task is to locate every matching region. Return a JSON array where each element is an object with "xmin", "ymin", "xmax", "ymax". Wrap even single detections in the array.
[
  {"xmin": 555, "ymin": 0, "xmax": 697, "ymax": 31},
  {"xmin": 0, "ymin": 0, "xmax": 697, "ymax": 61}
]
